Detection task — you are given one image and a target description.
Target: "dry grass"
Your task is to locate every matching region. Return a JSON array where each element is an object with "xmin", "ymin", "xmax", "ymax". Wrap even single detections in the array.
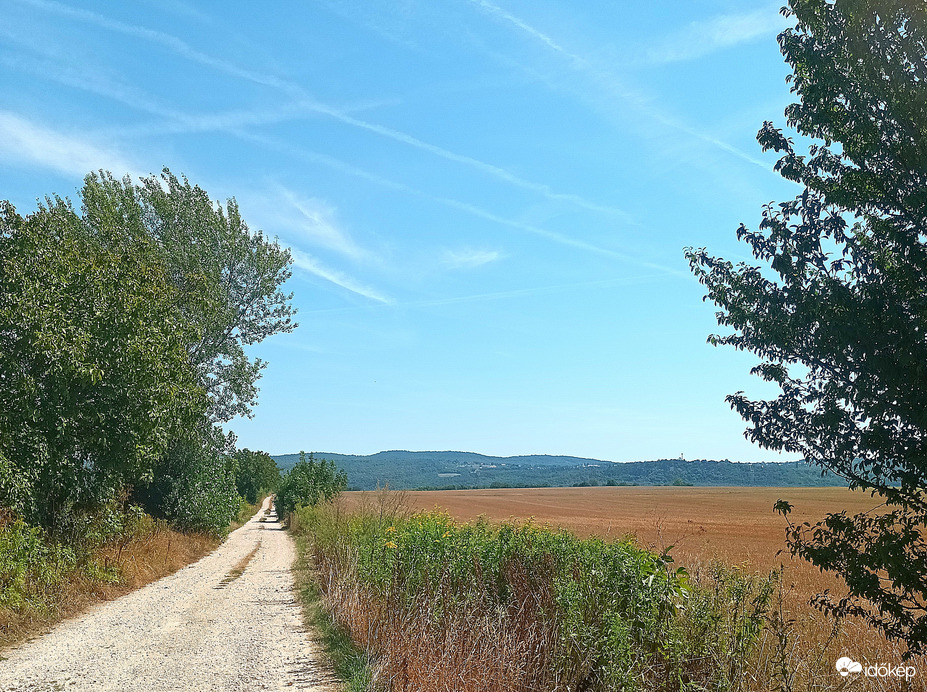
[
  {"xmin": 217, "ymin": 542, "xmax": 262, "ymax": 588},
  {"xmin": 339, "ymin": 487, "xmax": 870, "ymax": 564},
  {"xmin": 335, "ymin": 487, "xmax": 927, "ymax": 691},
  {"xmin": 321, "ymin": 575, "xmax": 562, "ymax": 692},
  {"xmin": 305, "ymin": 497, "xmax": 783, "ymax": 691},
  {"xmin": 0, "ymin": 524, "xmax": 218, "ymax": 651}
]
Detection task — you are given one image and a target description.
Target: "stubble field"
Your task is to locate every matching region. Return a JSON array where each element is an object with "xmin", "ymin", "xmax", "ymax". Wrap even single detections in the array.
[
  {"xmin": 342, "ymin": 486, "xmax": 873, "ymax": 568},
  {"xmin": 339, "ymin": 486, "xmax": 925, "ymax": 689}
]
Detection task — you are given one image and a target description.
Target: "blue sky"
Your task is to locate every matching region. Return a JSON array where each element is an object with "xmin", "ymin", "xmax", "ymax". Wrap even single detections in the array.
[{"xmin": 1, "ymin": 0, "xmax": 806, "ymax": 461}]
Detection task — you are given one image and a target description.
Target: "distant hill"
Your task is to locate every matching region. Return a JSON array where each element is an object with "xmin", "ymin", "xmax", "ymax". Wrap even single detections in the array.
[{"xmin": 271, "ymin": 450, "xmax": 846, "ymax": 491}]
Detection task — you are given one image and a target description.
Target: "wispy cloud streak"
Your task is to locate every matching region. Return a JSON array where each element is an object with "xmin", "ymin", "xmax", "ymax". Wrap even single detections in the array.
[
  {"xmin": 470, "ymin": 0, "xmax": 586, "ymax": 67},
  {"xmin": 274, "ymin": 187, "xmax": 369, "ymax": 262},
  {"xmin": 644, "ymin": 8, "xmax": 790, "ymax": 65},
  {"xmin": 409, "ymin": 273, "xmax": 661, "ymax": 308},
  {"xmin": 237, "ymin": 130, "xmax": 684, "ymax": 277},
  {"xmin": 469, "ymin": 0, "xmax": 771, "ymax": 171},
  {"xmin": 288, "ymin": 247, "xmax": 391, "ymax": 303},
  {"xmin": 14, "ymin": 0, "xmax": 630, "ymax": 220},
  {"xmin": 442, "ymin": 248, "xmax": 504, "ymax": 269},
  {"xmin": 0, "ymin": 110, "xmax": 136, "ymax": 178},
  {"xmin": 15, "ymin": 0, "xmax": 303, "ymax": 97},
  {"xmin": 295, "ymin": 272, "xmax": 665, "ymax": 315},
  {"xmin": 433, "ymin": 195, "xmax": 687, "ymax": 276}
]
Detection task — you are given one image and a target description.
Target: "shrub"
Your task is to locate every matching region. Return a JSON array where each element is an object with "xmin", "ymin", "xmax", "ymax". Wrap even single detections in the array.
[
  {"xmin": 0, "ymin": 520, "xmax": 75, "ymax": 610},
  {"xmin": 296, "ymin": 501, "xmax": 777, "ymax": 691},
  {"xmin": 136, "ymin": 428, "xmax": 240, "ymax": 537},
  {"xmin": 276, "ymin": 452, "xmax": 347, "ymax": 520}
]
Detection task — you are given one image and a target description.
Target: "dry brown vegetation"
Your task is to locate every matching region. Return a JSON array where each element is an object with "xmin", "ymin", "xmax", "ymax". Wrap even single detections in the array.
[
  {"xmin": 335, "ymin": 487, "xmax": 927, "ymax": 691},
  {"xmin": 340, "ymin": 487, "xmax": 866, "ymax": 566},
  {"xmin": 0, "ymin": 524, "xmax": 218, "ymax": 651}
]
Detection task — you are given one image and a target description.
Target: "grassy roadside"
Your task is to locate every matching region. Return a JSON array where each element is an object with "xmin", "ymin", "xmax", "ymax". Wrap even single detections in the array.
[
  {"xmin": 0, "ymin": 520, "xmax": 218, "ymax": 651},
  {"xmin": 0, "ymin": 500, "xmax": 268, "ymax": 652},
  {"xmin": 289, "ymin": 496, "xmax": 778, "ymax": 692},
  {"xmin": 291, "ymin": 528, "xmax": 374, "ymax": 691},
  {"xmin": 289, "ymin": 493, "xmax": 927, "ymax": 692}
]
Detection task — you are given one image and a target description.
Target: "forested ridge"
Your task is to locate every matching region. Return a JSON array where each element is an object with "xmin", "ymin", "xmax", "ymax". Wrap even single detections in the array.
[{"xmin": 274, "ymin": 450, "xmax": 846, "ymax": 490}]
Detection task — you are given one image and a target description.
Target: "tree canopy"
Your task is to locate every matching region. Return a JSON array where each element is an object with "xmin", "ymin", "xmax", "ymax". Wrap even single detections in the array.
[
  {"xmin": 275, "ymin": 453, "xmax": 347, "ymax": 520},
  {"xmin": 687, "ymin": 0, "xmax": 927, "ymax": 655},
  {"xmin": 234, "ymin": 448, "xmax": 281, "ymax": 505},
  {"xmin": 0, "ymin": 170, "xmax": 296, "ymax": 536},
  {"xmin": 86, "ymin": 171, "xmax": 297, "ymax": 423},
  {"xmin": 0, "ymin": 196, "xmax": 203, "ymax": 529}
]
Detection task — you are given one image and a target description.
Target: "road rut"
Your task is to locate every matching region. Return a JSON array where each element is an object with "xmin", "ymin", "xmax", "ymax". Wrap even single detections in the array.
[{"xmin": 0, "ymin": 498, "xmax": 338, "ymax": 691}]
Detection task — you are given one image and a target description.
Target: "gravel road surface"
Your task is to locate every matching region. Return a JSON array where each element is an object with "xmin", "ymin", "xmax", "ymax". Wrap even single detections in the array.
[{"xmin": 0, "ymin": 498, "xmax": 339, "ymax": 691}]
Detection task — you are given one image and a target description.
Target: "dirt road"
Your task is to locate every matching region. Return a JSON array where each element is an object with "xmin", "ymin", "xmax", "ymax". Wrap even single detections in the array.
[{"xmin": 0, "ymin": 498, "xmax": 338, "ymax": 691}]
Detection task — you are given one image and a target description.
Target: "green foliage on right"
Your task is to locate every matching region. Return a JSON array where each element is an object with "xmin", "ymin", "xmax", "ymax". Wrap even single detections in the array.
[
  {"xmin": 686, "ymin": 0, "xmax": 927, "ymax": 655},
  {"xmin": 275, "ymin": 452, "xmax": 347, "ymax": 520}
]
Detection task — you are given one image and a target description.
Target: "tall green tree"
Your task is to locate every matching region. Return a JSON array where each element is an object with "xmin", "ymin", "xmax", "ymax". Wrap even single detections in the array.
[
  {"xmin": 126, "ymin": 170, "xmax": 298, "ymax": 423},
  {"xmin": 687, "ymin": 0, "xmax": 927, "ymax": 654},
  {"xmin": 0, "ymin": 197, "xmax": 204, "ymax": 531},
  {"xmin": 234, "ymin": 448, "xmax": 281, "ymax": 504},
  {"xmin": 276, "ymin": 453, "xmax": 347, "ymax": 519},
  {"xmin": 78, "ymin": 171, "xmax": 297, "ymax": 532},
  {"xmin": 1, "ymin": 170, "xmax": 297, "ymax": 537}
]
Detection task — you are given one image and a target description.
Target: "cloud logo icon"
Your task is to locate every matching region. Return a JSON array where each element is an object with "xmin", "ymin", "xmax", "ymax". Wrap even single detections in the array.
[{"xmin": 836, "ymin": 657, "xmax": 863, "ymax": 676}]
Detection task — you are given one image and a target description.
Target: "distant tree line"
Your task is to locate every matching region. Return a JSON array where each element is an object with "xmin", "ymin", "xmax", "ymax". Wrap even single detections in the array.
[{"xmin": 274, "ymin": 453, "xmax": 846, "ymax": 491}]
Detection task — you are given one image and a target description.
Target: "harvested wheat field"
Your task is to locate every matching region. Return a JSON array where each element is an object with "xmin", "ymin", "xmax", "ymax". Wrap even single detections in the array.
[
  {"xmin": 339, "ymin": 487, "xmax": 926, "ymax": 690},
  {"xmin": 342, "ymin": 486, "xmax": 877, "ymax": 569}
]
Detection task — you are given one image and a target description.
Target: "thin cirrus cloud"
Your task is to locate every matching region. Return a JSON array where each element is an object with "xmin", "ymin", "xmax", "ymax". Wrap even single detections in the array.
[
  {"xmin": 468, "ymin": 0, "xmax": 587, "ymax": 68},
  {"xmin": 0, "ymin": 29, "xmax": 316, "ymax": 138},
  {"xmin": 13, "ymin": 0, "xmax": 630, "ymax": 221},
  {"xmin": 273, "ymin": 186, "xmax": 371, "ymax": 263},
  {"xmin": 295, "ymin": 271, "xmax": 665, "ymax": 316},
  {"xmin": 0, "ymin": 110, "xmax": 137, "ymax": 179},
  {"xmin": 0, "ymin": 34, "xmax": 387, "ymax": 158},
  {"xmin": 0, "ymin": 106, "xmax": 391, "ymax": 304},
  {"xmin": 641, "ymin": 8, "xmax": 792, "ymax": 66},
  {"xmin": 441, "ymin": 248, "xmax": 505, "ymax": 269},
  {"xmin": 468, "ymin": 0, "xmax": 772, "ymax": 171},
  {"xmin": 287, "ymin": 247, "xmax": 391, "ymax": 304},
  {"xmin": 238, "ymin": 129, "xmax": 684, "ymax": 278}
]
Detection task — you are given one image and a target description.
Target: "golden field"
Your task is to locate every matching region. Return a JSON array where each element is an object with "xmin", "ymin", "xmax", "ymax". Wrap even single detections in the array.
[
  {"xmin": 339, "ymin": 486, "xmax": 926, "ymax": 690},
  {"xmin": 342, "ymin": 486, "xmax": 876, "ymax": 569}
]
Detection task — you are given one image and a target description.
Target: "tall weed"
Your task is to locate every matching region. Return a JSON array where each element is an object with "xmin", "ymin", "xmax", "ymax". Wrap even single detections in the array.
[
  {"xmin": 295, "ymin": 497, "xmax": 777, "ymax": 691},
  {"xmin": 0, "ymin": 520, "xmax": 75, "ymax": 610}
]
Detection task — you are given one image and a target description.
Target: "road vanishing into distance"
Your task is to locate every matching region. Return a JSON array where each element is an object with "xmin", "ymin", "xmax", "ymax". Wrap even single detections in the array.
[{"xmin": 0, "ymin": 499, "xmax": 337, "ymax": 691}]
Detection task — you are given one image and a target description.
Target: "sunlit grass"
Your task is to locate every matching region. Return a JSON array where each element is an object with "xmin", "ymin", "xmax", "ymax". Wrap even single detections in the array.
[
  {"xmin": 293, "ymin": 492, "xmax": 784, "ymax": 691},
  {"xmin": 0, "ymin": 512, "xmax": 219, "ymax": 650}
]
